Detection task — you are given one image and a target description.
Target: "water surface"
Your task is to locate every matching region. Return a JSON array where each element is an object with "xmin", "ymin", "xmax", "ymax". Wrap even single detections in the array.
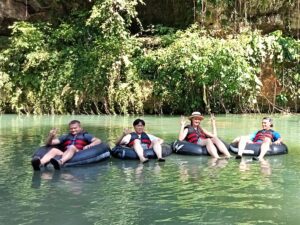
[{"xmin": 0, "ymin": 114, "xmax": 299, "ymax": 225}]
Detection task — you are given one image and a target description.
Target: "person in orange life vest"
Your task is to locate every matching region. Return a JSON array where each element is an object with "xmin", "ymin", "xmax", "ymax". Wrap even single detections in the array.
[
  {"xmin": 31, "ymin": 120, "xmax": 101, "ymax": 170},
  {"xmin": 233, "ymin": 117, "xmax": 282, "ymax": 161},
  {"xmin": 179, "ymin": 112, "xmax": 231, "ymax": 159},
  {"xmin": 117, "ymin": 119, "xmax": 165, "ymax": 163}
]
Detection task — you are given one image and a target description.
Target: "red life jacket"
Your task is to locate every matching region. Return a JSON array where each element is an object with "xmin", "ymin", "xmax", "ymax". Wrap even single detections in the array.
[
  {"xmin": 127, "ymin": 132, "xmax": 151, "ymax": 148},
  {"xmin": 62, "ymin": 132, "xmax": 89, "ymax": 150},
  {"xmin": 253, "ymin": 129, "xmax": 274, "ymax": 142},
  {"xmin": 184, "ymin": 125, "xmax": 207, "ymax": 144}
]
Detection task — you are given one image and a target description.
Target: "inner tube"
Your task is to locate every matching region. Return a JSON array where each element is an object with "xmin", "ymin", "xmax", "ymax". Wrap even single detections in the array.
[
  {"xmin": 171, "ymin": 140, "xmax": 209, "ymax": 155},
  {"xmin": 32, "ymin": 143, "xmax": 111, "ymax": 167},
  {"xmin": 111, "ymin": 143, "xmax": 172, "ymax": 160},
  {"xmin": 229, "ymin": 142, "xmax": 288, "ymax": 156},
  {"xmin": 171, "ymin": 140, "xmax": 229, "ymax": 156}
]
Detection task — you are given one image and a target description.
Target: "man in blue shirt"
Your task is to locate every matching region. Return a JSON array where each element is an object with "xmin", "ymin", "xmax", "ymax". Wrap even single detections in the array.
[
  {"xmin": 31, "ymin": 120, "xmax": 101, "ymax": 170},
  {"xmin": 233, "ymin": 117, "xmax": 282, "ymax": 161}
]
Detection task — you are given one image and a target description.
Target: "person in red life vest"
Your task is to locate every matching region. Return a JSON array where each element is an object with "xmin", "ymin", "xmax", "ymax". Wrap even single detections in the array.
[
  {"xmin": 179, "ymin": 112, "xmax": 231, "ymax": 159},
  {"xmin": 117, "ymin": 119, "xmax": 165, "ymax": 163},
  {"xmin": 233, "ymin": 117, "xmax": 282, "ymax": 161},
  {"xmin": 31, "ymin": 120, "xmax": 101, "ymax": 170}
]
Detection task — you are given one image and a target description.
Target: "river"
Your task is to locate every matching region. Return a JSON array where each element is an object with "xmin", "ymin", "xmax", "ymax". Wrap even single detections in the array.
[{"xmin": 0, "ymin": 114, "xmax": 299, "ymax": 225}]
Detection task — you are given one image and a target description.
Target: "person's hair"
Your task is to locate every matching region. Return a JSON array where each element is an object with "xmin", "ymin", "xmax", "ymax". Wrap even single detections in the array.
[
  {"xmin": 262, "ymin": 117, "xmax": 273, "ymax": 127},
  {"xmin": 133, "ymin": 119, "xmax": 145, "ymax": 126},
  {"xmin": 69, "ymin": 120, "xmax": 81, "ymax": 126}
]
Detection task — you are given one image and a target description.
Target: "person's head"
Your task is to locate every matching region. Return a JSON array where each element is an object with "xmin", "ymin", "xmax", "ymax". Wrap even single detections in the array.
[
  {"xmin": 68, "ymin": 120, "xmax": 82, "ymax": 135},
  {"xmin": 188, "ymin": 112, "xmax": 204, "ymax": 127},
  {"xmin": 261, "ymin": 117, "xmax": 273, "ymax": 130},
  {"xmin": 133, "ymin": 119, "xmax": 145, "ymax": 134}
]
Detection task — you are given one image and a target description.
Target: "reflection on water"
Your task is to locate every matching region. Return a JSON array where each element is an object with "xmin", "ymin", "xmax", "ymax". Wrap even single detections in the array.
[
  {"xmin": 0, "ymin": 114, "xmax": 299, "ymax": 225},
  {"xmin": 239, "ymin": 158, "xmax": 272, "ymax": 176}
]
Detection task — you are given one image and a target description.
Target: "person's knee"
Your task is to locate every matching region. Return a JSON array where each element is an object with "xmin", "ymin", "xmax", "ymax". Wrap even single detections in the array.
[
  {"xmin": 211, "ymin": 137, "xmax": 217, "ymax": 142},
  {"xmin": 211, "ymin": 136, "xmax": 222, "ymax": 144},
  {"xmin": 238, "ymin": 136, "xmax": 251, "ymax": 144},
  {"xmin": 49, "ymin": 147, "xmax": 57, "ymax": 153},
  {"xmin": 133, "ymin": 139, "xmax": 142, "ymax": 147},
  {"xmin": 240, "ymin": 136, "xmax": 249, "ymax": 141},
  {"xmin": 152, "ymin": 140, "xmax": 161, "ymax": 146},
  {"xmin": 48, "ymin": 148, "xmax": 62, "ymax": 155},
  {"xmin": 66, "ymin": 145, "xmax": 78, "ymax": 152},
  {"xmin": 232, "ymin": 136, "xmax": 240, "ymax": 143},
  {"xmin": 206, "ymin": 138, "xmax": 213, "ymax": 146},
  {"xmin": 133, "ymin": 139, "xmax": 141, "ymax": 144},
  {"xmin": 262, "ymin": 138, "xmax": 271, "ymax": 144}
]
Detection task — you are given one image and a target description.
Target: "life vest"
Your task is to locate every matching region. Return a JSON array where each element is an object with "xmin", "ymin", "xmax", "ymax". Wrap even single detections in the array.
[
  {"xmin": 252, "ymin": 129, "xmax": 275, "ymax": 142},
  {"xmin": 62, "ymin": 132, "xmax": 89, "ymax": 150},
  {"xmin": 127, "ymin": 132, "xmax": 151, "ymax": 148},
  {"xmin": 184, "ymin": 125, "xmax": 207, "ymax": 144}
]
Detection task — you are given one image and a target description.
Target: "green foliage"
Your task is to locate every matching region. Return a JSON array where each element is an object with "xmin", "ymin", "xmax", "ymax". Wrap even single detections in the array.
[
  {"xmin": 0, "ymin": 1, "xmax": 299, "ymax": 114},
  {"xmin": 0, "ymin": 0, "xmax": 145, "ymax": 115},
  {"xmin": 271, "ymin": 32, "xmax": 300, "ymax": 111},
  {"xmin": 136, "ymin": 26, "xmax": 299, "ymax": 113}
]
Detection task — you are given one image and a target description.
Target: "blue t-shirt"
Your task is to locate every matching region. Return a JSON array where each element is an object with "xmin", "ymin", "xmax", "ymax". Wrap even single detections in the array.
[{"xmin": 249, "ymin": 130, "xmax": 281, "ymax": 142}]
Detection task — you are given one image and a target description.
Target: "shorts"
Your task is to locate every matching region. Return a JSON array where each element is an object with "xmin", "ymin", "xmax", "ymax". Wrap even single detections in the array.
[{"xmin": 141, "ymin": 144, "xmax": 149, "ymax": 150}]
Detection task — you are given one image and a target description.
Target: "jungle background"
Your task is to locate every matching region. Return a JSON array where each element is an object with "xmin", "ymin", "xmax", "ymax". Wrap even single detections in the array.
[{"xmin": 0, "ymin": 0, "xmax": 299, "ymax": 115}]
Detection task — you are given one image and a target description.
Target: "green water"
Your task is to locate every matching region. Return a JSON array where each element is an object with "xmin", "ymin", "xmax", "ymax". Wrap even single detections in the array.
[{"xmin": 0, "ymin": 114, "xmax": 299, "ymax": 225}]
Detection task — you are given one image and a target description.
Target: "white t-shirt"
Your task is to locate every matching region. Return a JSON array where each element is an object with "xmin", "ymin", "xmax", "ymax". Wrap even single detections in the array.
[{"xmin": 120, "ymin": 133, "xmax": 158, "ymax": 149}]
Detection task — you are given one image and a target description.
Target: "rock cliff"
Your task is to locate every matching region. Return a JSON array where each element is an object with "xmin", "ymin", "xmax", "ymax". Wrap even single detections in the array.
[{"xmin": 0, "ymin": 0, "xmax": 299, "ymax": 37}]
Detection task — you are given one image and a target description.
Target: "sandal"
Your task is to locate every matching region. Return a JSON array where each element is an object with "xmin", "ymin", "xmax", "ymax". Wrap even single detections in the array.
[
  {"xmin": 50, "ymin": 158, "xmax": 63, "ymax": 170},
  {"xmin": 235, "ymin": 155, "xmax": 242, "ymax": 160},
  {"xmin": 31, "ymin": 158, "xmax": 41, "ymax": 171}
]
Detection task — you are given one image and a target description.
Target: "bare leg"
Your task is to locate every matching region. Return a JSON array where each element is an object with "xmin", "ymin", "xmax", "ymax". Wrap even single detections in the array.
[
  {"xmin": 237, "ymin": 136, "xmax": 249, "ymax": 157},
  {"xmin": 152, "ymin": 140, "xmax": 165, "ymax": 161},
  {"xmin": 60, "ymin": 145, "xmax": 78, "ymax": 164},
  {"xmin": 133, "ymin": 140, "xmax": 148, "ymax": 163},
  {"xmin": 50, "ymin": 145, "xmax": 79, "ymax": 170},
  {"xmin": 40, "ymin": 148, "xmax": 64, "ymax": 165},
  {"xmin": 200, "ymin": 139, "xmax": 220, "ymax": 158},
  {"xmin": 256, "ymin": 138, "xmax": 271, "ymax": 161},
  {"xmin": 211, "ymin": 137, "xmax": 231, "ymax": 158}
]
